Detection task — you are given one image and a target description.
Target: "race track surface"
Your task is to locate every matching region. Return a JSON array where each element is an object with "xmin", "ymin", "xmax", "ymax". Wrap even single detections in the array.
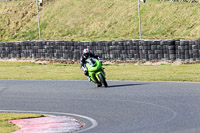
[{"xmin": 0, "ymin": 80, "xmax": 200, "ymax": 133}]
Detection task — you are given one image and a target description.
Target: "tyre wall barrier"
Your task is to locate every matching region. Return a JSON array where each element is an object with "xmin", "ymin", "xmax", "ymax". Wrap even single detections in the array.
[{"xmin": 0, "ymin": 40, "xmax": 199, "ymax": 62}]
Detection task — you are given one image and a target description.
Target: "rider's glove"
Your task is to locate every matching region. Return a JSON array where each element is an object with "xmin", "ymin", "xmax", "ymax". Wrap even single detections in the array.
[
  {"xmin": 97, "ymin": 57, "xmax": 102, "ymax": 64},
  {"xmin": 99, "ymin": 59, "xmax": 102, "ymax": 64}
]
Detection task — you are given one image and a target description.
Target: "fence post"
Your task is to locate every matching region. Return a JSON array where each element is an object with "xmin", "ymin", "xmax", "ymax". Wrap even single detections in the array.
[{"xmin": 36, "ymin": 0, "xmax": 42, "ymax": 40}]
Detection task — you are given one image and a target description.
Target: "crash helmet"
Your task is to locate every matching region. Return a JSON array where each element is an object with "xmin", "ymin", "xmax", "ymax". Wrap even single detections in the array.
[{"xmin": 83, "ymin": 48, "xmax": 90, "ymax": 58}]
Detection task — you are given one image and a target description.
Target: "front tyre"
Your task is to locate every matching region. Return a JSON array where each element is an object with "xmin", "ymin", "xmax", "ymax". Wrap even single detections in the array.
[{"xmin": 98, "ymin": 73, "xmax": 108, "ymax": 87}]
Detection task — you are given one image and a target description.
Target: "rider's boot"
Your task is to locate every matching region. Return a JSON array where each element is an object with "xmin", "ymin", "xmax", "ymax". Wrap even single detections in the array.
[{"xmin": 87, "ymin": 76, "xmax": 92, "ymax": 82}]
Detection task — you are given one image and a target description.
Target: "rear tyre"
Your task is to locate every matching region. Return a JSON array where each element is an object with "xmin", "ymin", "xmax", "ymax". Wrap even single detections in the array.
[{"xmin": 98, "ymin": 74, "xmax": 108, "ymax": 87}]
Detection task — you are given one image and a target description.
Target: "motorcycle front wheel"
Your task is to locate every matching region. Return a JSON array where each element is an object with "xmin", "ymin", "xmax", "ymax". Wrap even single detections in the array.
[{"xmin": 98, "ymin": 73, "xmax": 108, "ymax": 87}]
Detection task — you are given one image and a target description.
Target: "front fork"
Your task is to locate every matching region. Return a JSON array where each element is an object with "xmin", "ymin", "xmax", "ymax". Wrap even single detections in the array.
[{"xmin": 95, "ymin": 69, "xmax": 106, "ymax": 82}]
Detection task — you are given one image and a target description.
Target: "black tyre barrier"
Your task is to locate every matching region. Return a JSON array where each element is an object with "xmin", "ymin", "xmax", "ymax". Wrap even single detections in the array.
[{"xmin": 0, "ymin": 40, "xmax": 200, "ymax": 62}]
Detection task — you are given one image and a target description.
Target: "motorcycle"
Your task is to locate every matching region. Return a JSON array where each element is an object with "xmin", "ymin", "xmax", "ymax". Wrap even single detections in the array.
[{"xmin": 85, "ymin": 57, "xmax": 108, "ymax": 87}]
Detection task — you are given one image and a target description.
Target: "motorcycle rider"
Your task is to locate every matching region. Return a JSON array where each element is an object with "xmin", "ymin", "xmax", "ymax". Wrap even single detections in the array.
[{"xmin": 80, "ymin": 49, "xmax": 101, "ymax": 83}]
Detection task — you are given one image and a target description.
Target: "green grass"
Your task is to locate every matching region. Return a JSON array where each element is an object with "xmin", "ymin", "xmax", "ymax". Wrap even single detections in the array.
[
  {"xmin": 0, "ymin": 61, "xmax": 199, "ymax": 82},
  {"xmin": 0, "ymin": 0, "xmax": 200, "ymax": 42},
  {"xmin": 0, "ymin": 113, "xmax": 44, "ymax": 133},
  {"xmin": 105, "ymin": 64, "xmax": 200, "ymax": 82}
]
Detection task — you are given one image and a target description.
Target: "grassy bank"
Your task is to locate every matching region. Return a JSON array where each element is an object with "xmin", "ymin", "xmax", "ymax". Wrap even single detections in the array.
[
  {"xmin": 0, "ymin": 113, "xmax": 44, "ymax": 133},
  {"xmin": 0, "ymin": 61, "xmax": 199, "ymax": 82},
  {"xmin": 0, "ymin": 0, "xmax": 200, "ymax": 42}
]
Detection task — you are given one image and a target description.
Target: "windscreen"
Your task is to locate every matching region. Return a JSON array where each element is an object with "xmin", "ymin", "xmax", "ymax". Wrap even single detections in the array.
[{"xmin": 86, "ymin": 57, "xmax": 96, "ymax": 66}]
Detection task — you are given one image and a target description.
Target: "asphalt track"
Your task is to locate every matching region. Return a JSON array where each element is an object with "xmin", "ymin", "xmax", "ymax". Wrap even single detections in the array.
[{"xmin": 0, "ymin": 80, "xmax": 200, "ymax": 133}]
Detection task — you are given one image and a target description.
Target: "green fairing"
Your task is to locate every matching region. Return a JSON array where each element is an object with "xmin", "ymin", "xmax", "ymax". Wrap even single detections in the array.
[{"xmin": 86, "ymin": 59, "xmax": 105, "ymax": 82}]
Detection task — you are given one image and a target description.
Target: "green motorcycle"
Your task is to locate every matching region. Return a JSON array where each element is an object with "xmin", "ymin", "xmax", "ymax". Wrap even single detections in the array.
[{"xmin": 85, "ymin": 57, "xmax": 108, "ymax": 87}]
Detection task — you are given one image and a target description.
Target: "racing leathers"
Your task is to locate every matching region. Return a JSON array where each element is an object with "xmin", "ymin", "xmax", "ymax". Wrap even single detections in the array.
[{"xmin": 80, "ymin": 52, "xmax": 101, "ymax": 77}]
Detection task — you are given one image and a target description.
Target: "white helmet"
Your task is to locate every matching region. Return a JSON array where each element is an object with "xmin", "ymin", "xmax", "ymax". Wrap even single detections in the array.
[{"xmin": 83, "ymin": 49, "xmax": 90, "ymax": 58}]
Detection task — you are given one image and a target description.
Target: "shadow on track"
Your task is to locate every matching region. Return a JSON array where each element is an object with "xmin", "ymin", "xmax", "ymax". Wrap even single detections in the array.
[{"xmin": 108, "ymin": 83, "xmax": 147, "ymax": 88}]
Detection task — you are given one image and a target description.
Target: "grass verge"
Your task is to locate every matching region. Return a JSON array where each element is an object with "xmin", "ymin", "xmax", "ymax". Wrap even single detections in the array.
[
  {"xmin": 0, "ymin": 113, "xmax": 44, "ymax": 133},
  {"xmin": 0, "ymin": 61, "xmax": 199, "ymax": 82},
  {"xmin": 0, "ymin": 0, "xmax": 200, "ymax": 42}
]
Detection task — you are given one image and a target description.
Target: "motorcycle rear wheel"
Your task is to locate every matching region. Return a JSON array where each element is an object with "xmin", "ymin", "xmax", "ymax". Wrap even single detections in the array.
[{"xmin": 98, "ymin": 73, "xmax": 108, "ymax": 87}]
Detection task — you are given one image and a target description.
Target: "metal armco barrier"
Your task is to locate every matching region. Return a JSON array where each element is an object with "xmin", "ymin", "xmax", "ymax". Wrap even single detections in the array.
[{"xmin": 0, "ymin": 40, "xmax": 199, "ymax": 62}]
